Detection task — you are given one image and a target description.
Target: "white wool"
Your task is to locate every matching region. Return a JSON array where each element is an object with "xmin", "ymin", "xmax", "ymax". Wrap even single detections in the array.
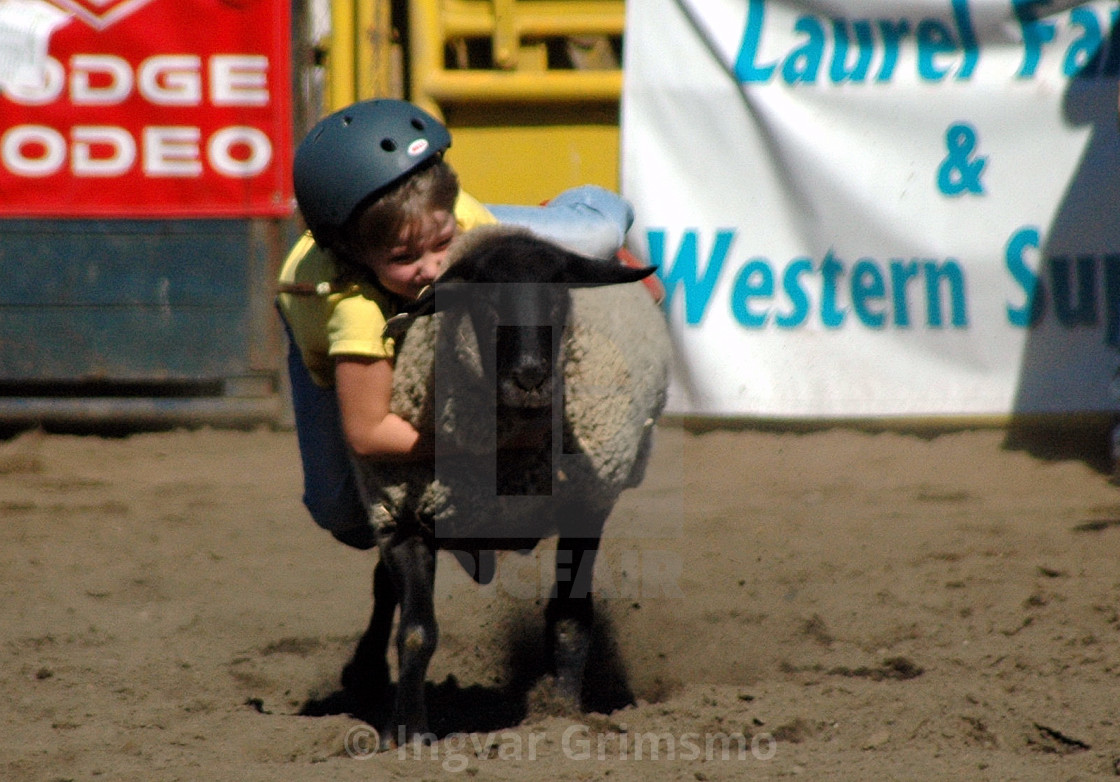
[{"xmin": 351, "ymin": 229, "xmax": 672, "ymax": 542}]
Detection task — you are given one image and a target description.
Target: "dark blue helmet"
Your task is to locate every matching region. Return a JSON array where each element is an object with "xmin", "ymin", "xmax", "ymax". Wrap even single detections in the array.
[{"xmin": 293, "ymin": 99, "xmax": 451, "ymax": 244}]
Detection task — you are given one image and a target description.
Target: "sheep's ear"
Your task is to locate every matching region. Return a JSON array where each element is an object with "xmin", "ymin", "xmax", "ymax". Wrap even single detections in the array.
[{"xmin": 561, "ymin": 252, "xmax": 659, "ymax": 288}]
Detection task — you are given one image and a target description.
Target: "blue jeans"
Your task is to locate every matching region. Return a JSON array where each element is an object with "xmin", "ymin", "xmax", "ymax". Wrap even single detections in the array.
[
  {"xmin": 283, "ymin": 317, "xmax": 375, "ymax": 549},
  {"xmin": 486, "ymin": 185, "xmax": 634, "ymax": 259},
  {"xmin": 285, "ymin": 186, "xmax": 633, "ymax": 548}
]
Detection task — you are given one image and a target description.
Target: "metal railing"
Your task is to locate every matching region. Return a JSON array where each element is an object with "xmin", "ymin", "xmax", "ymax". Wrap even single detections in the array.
[
  {"xmin": 410, "ymin": 0, "xmax": 623, "ymax": 117},
  {"xmin": 322, "ymin": 0, "xmax": 625, "ymax": 203}
]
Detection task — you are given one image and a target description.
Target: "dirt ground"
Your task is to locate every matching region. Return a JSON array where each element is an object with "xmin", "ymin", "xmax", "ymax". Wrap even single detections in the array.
[{"xmin": 4, "ymin": 419, "xmax": 1120, "ymax": 781}]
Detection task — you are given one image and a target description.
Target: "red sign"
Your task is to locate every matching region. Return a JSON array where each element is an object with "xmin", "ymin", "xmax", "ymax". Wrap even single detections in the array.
[{"xmin": 0, "ymin": 0, "xmax": 293, "ymax": 217}]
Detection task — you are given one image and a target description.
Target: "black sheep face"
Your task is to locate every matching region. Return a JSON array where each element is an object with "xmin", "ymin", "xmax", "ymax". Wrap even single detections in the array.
[
  {"xmin": 401, "ymin": 228, "xmax": 657, "ymax": 411},
  {"xmin": 470, "ymin": 282, "xmax": 569, "ymax": 411}
]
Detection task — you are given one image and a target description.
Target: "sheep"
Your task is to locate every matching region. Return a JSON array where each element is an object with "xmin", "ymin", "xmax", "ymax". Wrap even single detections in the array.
[{"xmin": 343, "ymin": 224, "xmax": 673, "ymax": 747}]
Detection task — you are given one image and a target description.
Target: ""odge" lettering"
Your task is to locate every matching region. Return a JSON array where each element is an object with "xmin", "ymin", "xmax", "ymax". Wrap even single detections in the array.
[{"xmin": 5, "ymin": 53, "xmax": 269, "ymax": 106}]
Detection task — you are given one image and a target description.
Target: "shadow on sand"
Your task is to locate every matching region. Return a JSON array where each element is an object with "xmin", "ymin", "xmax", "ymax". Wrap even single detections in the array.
[{"xmin": 298, "ymin": 605, "xmax": 635, "ymax": 736}]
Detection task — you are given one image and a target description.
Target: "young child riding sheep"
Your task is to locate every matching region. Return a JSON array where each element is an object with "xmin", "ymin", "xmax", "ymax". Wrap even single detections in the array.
[
  {"xmin": 277, "ymin": 98, "xmax": 638, "ymax": 551},
  {"xmin": 277, "ymin": 98, "xmax": 670, "ymax": 748}
]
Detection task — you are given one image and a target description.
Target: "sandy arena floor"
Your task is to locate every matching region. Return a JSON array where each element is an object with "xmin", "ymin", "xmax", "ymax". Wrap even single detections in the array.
[{"xmin": 3, "ymin": 421, "xmax": 1120, "ymax": 780}]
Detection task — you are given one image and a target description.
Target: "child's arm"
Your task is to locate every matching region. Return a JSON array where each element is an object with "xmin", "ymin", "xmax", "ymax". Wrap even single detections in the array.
[{"xmin": 334, "ymin": 356, "xmax": 428, "ymax": 460}]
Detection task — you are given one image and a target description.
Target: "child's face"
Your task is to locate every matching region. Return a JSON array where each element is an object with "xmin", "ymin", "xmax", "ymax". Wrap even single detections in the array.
[{"xmin": 360, "ymin": 209, "xmax": 456, "ymax": 300}]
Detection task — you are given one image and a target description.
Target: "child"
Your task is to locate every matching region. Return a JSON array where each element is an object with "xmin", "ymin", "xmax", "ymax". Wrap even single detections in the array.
[{"xmin": 278, "ymin": 99, "xmax": 635, "ymax": 549}]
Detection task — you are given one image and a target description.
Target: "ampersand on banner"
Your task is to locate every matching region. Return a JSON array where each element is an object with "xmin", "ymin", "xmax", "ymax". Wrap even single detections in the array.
[{"xmin": 937, "ymin": 122, "xmax": 987, "ymax": 197}]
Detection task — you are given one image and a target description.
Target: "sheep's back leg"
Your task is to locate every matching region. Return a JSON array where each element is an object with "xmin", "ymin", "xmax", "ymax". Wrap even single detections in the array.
[
  {"xmin": 546, "ymin": 533, "xmax": 601, "ymax": 706},
  {"xmin": 341, "ymin": 559, "xmax": 396, "ymax": 710},
  {"xmin": 380, "ymin": 533, "xmax": 439, "ymax": 745}
]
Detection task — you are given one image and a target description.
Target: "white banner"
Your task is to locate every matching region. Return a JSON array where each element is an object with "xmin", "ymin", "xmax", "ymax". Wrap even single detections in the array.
[{"xmin": 622, "ymin": 0, "xmax": 1120, "ymax": 418}]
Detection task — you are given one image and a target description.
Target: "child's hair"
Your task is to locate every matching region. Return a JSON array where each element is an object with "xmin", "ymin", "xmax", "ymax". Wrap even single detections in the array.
[{"xmin": 331, "ymin": 158, "xmax": 460, "ymax": 281}]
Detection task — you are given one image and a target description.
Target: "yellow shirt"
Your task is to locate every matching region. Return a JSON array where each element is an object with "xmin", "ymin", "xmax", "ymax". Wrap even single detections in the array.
[{"xmin": 278, "ymin": 191, "xmax": 496, "ymax": 387}]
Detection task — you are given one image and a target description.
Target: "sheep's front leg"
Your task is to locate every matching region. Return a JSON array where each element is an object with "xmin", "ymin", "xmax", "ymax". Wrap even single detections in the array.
[
  {"xmin": 341, "ymin": 559, "xmax": 396, "ymax": 708},
  {"xmin": 547, "ymin": 535, "xmax": 600, "ymax": 705},
  {"xmin": 379, "ymin": 533, "xmax": 439, "ymax": 746}
]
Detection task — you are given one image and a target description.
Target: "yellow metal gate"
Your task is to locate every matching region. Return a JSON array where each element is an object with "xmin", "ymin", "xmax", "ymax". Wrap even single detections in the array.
[{"xmin": 322, "ymin": 0, "xmax": 624, "ymax": 204}]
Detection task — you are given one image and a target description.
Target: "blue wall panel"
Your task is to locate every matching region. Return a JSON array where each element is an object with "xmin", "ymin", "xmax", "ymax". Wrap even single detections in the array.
[{"xmin": 0, "ymin": 219, "xmax": 273, "ymax": 385}]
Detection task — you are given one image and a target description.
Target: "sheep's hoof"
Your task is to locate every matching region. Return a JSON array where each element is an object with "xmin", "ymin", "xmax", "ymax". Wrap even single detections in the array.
[
  {"xmin": 526, "ymin": 674, "xmax": 582, "ymax": 719},
  {"xmin": 550, "ymin": 618, "xmax": 590, "ymax": 707},
  {"xmin": 554, "ymin": 672, "xmax": 583, "ymax": 707}
]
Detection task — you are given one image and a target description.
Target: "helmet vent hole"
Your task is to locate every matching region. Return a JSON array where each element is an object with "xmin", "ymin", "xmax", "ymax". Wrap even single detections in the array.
[
  {"xmin": 380, "ymin": 138, "xmax": 397, "ymax": 152},
  {"xmin": 411, "ymin": 118, "xmax": 425, "ymax": 131},
  {"xmin": 341, "ymin": 114, "xmax": 353, "ymax": 126}
]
